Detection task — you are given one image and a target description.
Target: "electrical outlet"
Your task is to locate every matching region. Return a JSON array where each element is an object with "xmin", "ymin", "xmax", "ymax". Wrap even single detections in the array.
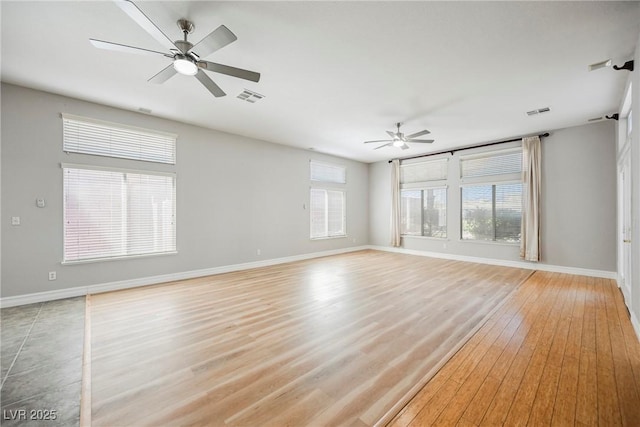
[
  {"xmin": 11, "ymin": 216, "xmax": 20, "ymax": 226},
  {"xmin": 48, "ymin": 271, "xmax": 57, "ymax": 281}
]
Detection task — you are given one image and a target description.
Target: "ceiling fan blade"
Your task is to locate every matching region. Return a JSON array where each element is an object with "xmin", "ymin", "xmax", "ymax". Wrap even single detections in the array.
[
  {"xmin": 148, "ymin": 64, "xmax": 177, "ymax": 84},
  {"xmin": 406, "ymin": 129, "xmax": 431, "ymax": 139},
  {"xmin": 195, "ymin": 70, "xmax": 226, "ymax": 97},
  {"xmin": 386, "ymin": 131, "xmax": 396, "ymax": 138},
  {"xmin": 188, "ymin": 25, "xmax": 237, "ymax": 58},
  {"xmin": 198, "ymin": 61, "xmax": 260, "ymax": 82},
  {"xmin": 90, "ymin": 39, "xmax": 169, "ymax": 57},
  {"xmin": 374, "ymin": 143, "xmax": 393, "ymax": 150},
  {"xmin": 406, "ymin": 139, "xmax": 435, "ymax": 143},
  {"xmin": 401, "ymin": 144, "xmax": 410, "ymax": 150},
  {"xmin": 115, "ymin": 0, "xmax": 177, "ymax": 52},
  {"xmin": 364, "ymin": 139, "xmax": 393, "ymax": 144}
]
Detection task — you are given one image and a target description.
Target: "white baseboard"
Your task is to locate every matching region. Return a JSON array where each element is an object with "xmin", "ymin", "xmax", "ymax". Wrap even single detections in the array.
[
  {"xmin": 368, "ymin": 245, "xmax": 617, "ymax": 279},
  {"xmin": 0, "ymin": 245, "xmax": 620, "ymax": 308},
  {"xmin": 0, "ymin": 246, "xmax": 369, "ymax": 308}
]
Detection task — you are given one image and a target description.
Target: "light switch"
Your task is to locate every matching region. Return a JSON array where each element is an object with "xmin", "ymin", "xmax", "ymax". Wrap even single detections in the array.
[{"xmin": 11, "ymin": 216, "xmax": 20, "ymax": 226}]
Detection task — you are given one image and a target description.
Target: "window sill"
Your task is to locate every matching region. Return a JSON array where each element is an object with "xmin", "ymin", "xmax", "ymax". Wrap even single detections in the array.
[
  {"xmin": 62, "ymin": 251, "xmax": 178, "ymax": 265},
  {"xmin": 402, "ymin": 235, "xmax": 448, "ymax": 241},
  {"xmin": 459, "ymin": 239, "xmax": 519, "ymax": 247},
  {"xmin": 310, "ymin": 235, "xmax": 347, "ymax": 241}
]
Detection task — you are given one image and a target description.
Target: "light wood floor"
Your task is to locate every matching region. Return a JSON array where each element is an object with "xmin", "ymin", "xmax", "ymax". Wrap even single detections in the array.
[
  {"xmin": 389, "ymin": 271, "xmax": 640, "ymax": 427},
  {"xmin": 86, "ymin": 250, "xmax": 532, "ymax": 426}
]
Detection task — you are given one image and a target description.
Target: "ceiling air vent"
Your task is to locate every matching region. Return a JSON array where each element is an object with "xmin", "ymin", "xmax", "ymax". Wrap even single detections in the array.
[
  {"xmin": 527, "ymin": 107, "xmax": 551, "ymax": 116},
  {"xmin": 237, "ymin": 89, "xmax": 265, "ymax": 103}
]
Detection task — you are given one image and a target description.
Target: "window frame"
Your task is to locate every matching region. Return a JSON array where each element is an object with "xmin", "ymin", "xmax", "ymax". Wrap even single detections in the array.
[
  {"xmin": 309, "ymin": 186, "xmax": 347, "ymax": 240},
  {"xmin": 458, "ymin": 146, "xmax": 523, "ymax": 244},
  {"xmin": 400, "ymin": 185, "xmax": 448, "ymax": 239},
  {"xmin": 459, "ymin": 147, "xmax": 522, "ymax": 184},
  {"xmin": 309, "ymin": 160, "xmax": 347, "ymax": 184},
  {"xmin": 62, "ymin": 113, "xmax": 177, "ymax": 165},
  {"xmin": 61, "ymin": 163, "xmax": 177, "ymax": 264},
  {"xmin": 309, "ymin": 159, "xmax": 347, "ymax": 240},
  {"xmin": 400, "ymin": 157, "xmax": 448, "ymax": 184},
  {"xmin": 460, "ymin": 180, "xmax": 523, "ymax": 244}
]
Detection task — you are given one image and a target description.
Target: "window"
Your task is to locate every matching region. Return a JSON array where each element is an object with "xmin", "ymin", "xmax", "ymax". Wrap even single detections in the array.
[
  {"xmin": 460, "ymin": 149, "xmax": 521, "ymax": 179},
  {"xmin": 310, "ymin": 161, "xmax": 346, "ymax": 184},
  {"xmin": 310, "ymin": 188, "xmax": 345, "ymax": 239},
  {"xmin": 63, "ymin": 165, "xmax": 176, "ymax": 262},
  {"xmin": 401, "ymin": 159, "xmax": 448, "ymax": 183},
  {"xmin": 61, "ymin": 114, "xmax": 177, "ymax": 262},
  {"xmin": 62, "ymin": 114, "xmax": 177, "ymax": 164},
  {"xmin": 310, "ymin": 160, "xmax": 346, "ymax": 239},
  {"xmin": 461, "ymin": 184, "xmax": 522, "ymax": 242},
  {"xmin": 399, "ymin": 158, "xmax": 448, "ymax": 238},
  {"xmin": 460, "ymin": 148, "xmax": 523, "ymax": 243},
  {"xmin": 401, "ymin": 188, "xmax": 447, "ymax": 238}
]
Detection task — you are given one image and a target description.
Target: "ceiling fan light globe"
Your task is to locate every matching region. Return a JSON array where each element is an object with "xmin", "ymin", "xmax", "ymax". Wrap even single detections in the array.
[
  {"xmin": 392, "ymin": 139, "xmax": 404, "ymax": 147},
  {"xmin": 173, "ymin": 58, "xmax": 198, "ymax": 76}
]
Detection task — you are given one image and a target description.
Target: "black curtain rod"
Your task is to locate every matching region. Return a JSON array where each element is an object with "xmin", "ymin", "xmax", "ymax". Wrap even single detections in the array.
[{"xmin": 388, "ymin": 132, "xmax": 550, "ymax": 163}]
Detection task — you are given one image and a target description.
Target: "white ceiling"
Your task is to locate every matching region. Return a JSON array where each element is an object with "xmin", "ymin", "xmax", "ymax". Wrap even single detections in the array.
[{"xmin": 2, "ymin": 1, "xmax": 639, "ymax": 163}]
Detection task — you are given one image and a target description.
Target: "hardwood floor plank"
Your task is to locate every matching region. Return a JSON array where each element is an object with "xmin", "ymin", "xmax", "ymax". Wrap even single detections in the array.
[
  {"xmin": 602, "ymin": 278, "xmax": 640, "ymax": 426},
  {"xmin": 85, "ymin": 252, "xmax": 640, "ymax": 426},
  {"xmin": 551, "ymin": 275, "xmax": 587, "ymax": 426},
  {"xmin": 88, "ymin": 251, "xmax": 530, "ymax": 426},
  {"xmin": 501, "ymin": 273, "xmax": 571, "ymax": 426},
  {"xmin": 460, "ymin": 375, "xmax": 501, "ymax": 426},
  {"xmin": 480, "ymin": 272, "xmax": 562, "ymax": 426},
  {"xmin": 528, "ymin": 274, "xmax": 578, "ymax": 426},
  {"xmin": 594, "ymin": 277, "xmax": 623, "ymax": 426},
  {"xmin": 612, "ymin": 286, "xmax": 640, "ymax": 392},
  {"xmin": 406, "ymin": 379, "xmax": 461, "ymax": 426}
]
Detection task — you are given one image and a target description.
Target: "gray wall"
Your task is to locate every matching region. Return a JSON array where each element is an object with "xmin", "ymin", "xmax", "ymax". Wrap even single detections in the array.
[
  {"xmin": 0, "ymin": 82, "xmax": 622, "ymax": 301},
  {"xmin": 369, "ymin": 120, "xmax": 617, "ymax": 272},
  {"xmin": 1, "ymin": 83, "xmax": 369, "ymax": 298}
]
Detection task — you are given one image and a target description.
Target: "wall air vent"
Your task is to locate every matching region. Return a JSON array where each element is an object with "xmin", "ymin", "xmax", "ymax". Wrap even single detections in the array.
[
  {"xmin": 588, "ymin": 59, "xmax": 611, "ymax": 71},
  {"xmin": 526, "ymin": 107, "xmax": 551, "ymax": 116},
  {"xmin": 237, "ymin": 89, "xmax": 265, "ymax": 103},
  {"xmin": 587, "ymin": 116, "xmax": 603, "ymax": 122}
]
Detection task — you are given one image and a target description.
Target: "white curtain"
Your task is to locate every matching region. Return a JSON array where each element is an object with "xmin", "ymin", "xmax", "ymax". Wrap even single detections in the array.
[
  {"xmin": 390, "ymin": 159, "xmax": 401, "ymax": 247},
  {"xmin": 520, "ymin": 136, "xmax": 541, "ymax": 261}
]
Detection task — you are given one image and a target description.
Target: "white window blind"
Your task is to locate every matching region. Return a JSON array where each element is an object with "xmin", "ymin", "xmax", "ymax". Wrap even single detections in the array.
[
  {"xmin": 62, "ymin": 114, "xmax": 177, "ymax": 164},
  {"xmin": 310, "ymin": 189, "xmax": 346, "ymax": 239},
  {"xmin": 310, "ymin": 161, "xmax": 346, "ymax": 184},
  {"xmin": 400, "ymin": 158, "xmax": 448, "ymax": 184},
  {"xmin": 460, "ymin": 149, "xmax": 522, "ymax": 179},
  {"xmin": 63, "ymin": 165, "xmax": 176, "ymax": 262}
]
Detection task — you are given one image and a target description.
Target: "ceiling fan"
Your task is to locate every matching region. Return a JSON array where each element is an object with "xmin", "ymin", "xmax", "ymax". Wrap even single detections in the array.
[
  {"xmin": 364, "ymin": 123, "xmax": 434, "ymax": 150},
  {"xmin": 89, "ymin": 0, "xmax": 260, "ymax": 98}
]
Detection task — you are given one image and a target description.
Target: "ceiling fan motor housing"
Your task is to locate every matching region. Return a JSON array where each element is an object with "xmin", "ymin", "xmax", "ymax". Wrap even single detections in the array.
[{"xmin": 174, "ymin": 40, "xmax": 194, "ymax": 54}]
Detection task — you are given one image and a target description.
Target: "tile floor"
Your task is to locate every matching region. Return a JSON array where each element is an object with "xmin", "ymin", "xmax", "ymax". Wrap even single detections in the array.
[{"xmin": 1, "ymin": 297, "xmax": 85, "ymax": 427}]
